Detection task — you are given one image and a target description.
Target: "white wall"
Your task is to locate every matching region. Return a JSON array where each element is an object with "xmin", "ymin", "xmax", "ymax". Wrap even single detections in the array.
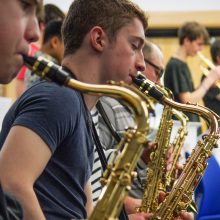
[{"xmin": 44, "ymin": 0, "xmax": 220, "ymax": 13}]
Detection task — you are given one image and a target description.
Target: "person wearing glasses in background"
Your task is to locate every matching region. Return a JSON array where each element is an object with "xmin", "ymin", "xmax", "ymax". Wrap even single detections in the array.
[
  {"xmin": 164, "ymin": 21, "xmax": 220, "ymax": 122},
  {"xmin": 91, "ymin": 40, "xmax": 192, "ymax": 220}
]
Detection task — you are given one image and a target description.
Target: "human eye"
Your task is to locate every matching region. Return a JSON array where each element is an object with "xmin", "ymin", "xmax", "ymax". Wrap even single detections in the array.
[{"xmin": 131, "ymin": 42, "xmax": 140, "ymax": 51}]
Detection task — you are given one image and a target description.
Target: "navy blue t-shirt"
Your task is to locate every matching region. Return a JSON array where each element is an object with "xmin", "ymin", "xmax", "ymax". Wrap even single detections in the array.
[{"xmin": 0, "ymin": 81, "xmax": 94, "ymax": 220}]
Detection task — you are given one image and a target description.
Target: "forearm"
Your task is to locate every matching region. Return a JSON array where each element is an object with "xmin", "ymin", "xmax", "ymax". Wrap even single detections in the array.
[{"xmin": 179, "ymin": 85, "xmax": 208, "ymax": 104}]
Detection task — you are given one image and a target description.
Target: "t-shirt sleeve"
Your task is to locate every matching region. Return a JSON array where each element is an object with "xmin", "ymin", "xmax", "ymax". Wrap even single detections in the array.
[{"xmin": 13, "ymin": 83, "xmax": 81, "ymax": 153}]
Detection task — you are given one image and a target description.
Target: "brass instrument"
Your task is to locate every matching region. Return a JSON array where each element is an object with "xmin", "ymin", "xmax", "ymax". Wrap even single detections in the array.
[
  {"xmin": 137, "ymin": 94, "xmax": 173, "ymax": 213},
  {"xmin": 136, "ymin": 73, "xmax": 189, "ymax": 213},
  {"xmin": 165, "ymin": 109, "xmax": 189, "ymax": 190},
  {"xmin": 23, "ymin": 55, "xmax": 150, "ymax": 220},
  {"xmin": 197, "ymin": 51, "xmax": 220, "ymax": 89},
  {"xmin": 132, "ymin": 75, "xmax": 219, "ymax": 220}
]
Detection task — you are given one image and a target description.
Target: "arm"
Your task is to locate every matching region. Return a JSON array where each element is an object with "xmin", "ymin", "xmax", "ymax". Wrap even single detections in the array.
[
  {"xmin": 0, "ymin": 125, "xmax": 52, "ymax": 220},
  {"xmin": 85, "ymin": 181, "xmax": 94, "ymax": 217},
  {"xmin": 179, "ymin": 66, "xmax": 220, "ymax": 103}
]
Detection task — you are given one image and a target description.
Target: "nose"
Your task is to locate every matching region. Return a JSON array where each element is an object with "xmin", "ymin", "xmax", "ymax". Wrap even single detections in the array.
[
  {"xmin": 136, "ymin": 53, "xmax": 146, "ymax": 72},
  {"xmin": 25, "ymin": 16, "xmax": 40, "ymax": 43}
]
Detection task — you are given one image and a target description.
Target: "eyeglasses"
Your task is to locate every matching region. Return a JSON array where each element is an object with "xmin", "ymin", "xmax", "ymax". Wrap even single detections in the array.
[{"xmin": 144, "ymin": 59, "xmax": 164, "ymax": 79}]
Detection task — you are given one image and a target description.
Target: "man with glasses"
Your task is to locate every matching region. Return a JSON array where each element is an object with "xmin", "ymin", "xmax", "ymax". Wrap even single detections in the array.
[{"xmin": 143, "ymin": 41, "xmax": 164, "ymax": 84}]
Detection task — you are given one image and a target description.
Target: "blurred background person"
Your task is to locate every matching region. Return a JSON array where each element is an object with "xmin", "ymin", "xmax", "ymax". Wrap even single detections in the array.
[
  {"xmin": 164, "ymin": 21, "xmax": 220, "ymax": 122},
  {"xmin": 25, "ymin": 19, "xmax": 64, "ymax": 89},
  {"xmin": 15, "ymin": 3, "xmax": 65, "ymax": 98},
  {"xmin": 201, "ymin": 38, "xmax": 220, "ymax": 116}
]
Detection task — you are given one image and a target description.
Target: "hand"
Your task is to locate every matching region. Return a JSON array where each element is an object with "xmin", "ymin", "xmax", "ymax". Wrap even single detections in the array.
[
  {"xmin": 203, "ymin": 66, "xmax": 220, "ymax": 89},
  {"xmin": 141, "ymin": 142, "xmax": 157, "ymax": 165},
  {"xmin": 124, "ymin": 196, "xmax": 142, "ymax": 214},
  {"xmin": 128, "ymin": 212, "xmax": 152, "ymax": 220},
  {"xmin": 175, "ymin": 211, "xmax": 194, "ymax": 220},
  {"xmin": 166, "ymin": 145, "xmax": 174, "ymax": 171},
  {"xmin": 209, "ymin": 66, "xmax": 220, "ymax": 81}
]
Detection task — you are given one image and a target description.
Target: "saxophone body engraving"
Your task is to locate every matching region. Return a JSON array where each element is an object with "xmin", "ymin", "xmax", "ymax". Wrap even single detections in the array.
[
  {"xmin": 165, "ymin": 109, "xmax": 189, "ymax": 190},
  {"xmin": 138, "ymin": 104, "xmax": 173, "ymax": 213}
]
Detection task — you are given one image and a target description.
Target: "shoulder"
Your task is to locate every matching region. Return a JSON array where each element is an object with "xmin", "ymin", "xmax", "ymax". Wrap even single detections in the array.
[
  {"xmin": 165, "ymin": 57, "xmax": 188, "ymax": 77},
  {"xmin": 99, "ymin": 96, "xmax": 122, "ymax": 108},
  {"xmin": 166, "ymin": 57, "xmax": 185, "ymax": 69},
  {"xmin": 20, "ymin": 81, "xmax": 83, "ymax": 113}
]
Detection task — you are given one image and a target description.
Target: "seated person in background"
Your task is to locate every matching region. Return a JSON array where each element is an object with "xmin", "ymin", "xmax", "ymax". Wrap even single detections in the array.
[
  {"xmin": 164, "ymin": 21, "xmax": 220, "ymax": 122},
  {"xmin": 25, "ymin": 19, "xmax": 64, "ymax": 89},
  {"xmin": 201, "ymin": 38, "xmax": 220, "ymax": 116},
  {"xmin": 15, "ymin": 3, "xmax": 65, "ymax": 97}
]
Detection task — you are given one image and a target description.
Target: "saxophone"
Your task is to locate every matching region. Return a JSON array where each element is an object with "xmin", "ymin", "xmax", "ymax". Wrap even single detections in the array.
[
  {"xmin": 132, "ymin": 75, "xmax": 219, "ymax": 220},
  {"xmin": 137, "ymin": 99, "xmax": 173, "ymax": 213},
  {"xmin": 23, "ymin": 55, "xmax": 150, "ymax": 220},
  {"xmin": 155, "ymin": 84, "xmax": 189, "ymax": 191},
  {"xmin": 137, "ymin": 78, "xmax": 188, "ymax": 213},
  {"xmin": 165, "ymin": 109, "xmax": 188, "ymax": 190}
]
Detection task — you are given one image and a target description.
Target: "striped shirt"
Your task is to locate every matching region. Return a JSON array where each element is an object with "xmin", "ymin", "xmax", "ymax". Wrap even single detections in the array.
[{"xmin": 90, "ymin": 107, "xmax": 115, "ymax": 204}]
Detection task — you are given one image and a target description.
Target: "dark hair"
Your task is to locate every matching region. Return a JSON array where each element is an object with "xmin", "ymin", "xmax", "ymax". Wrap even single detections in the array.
[
  {"xmin": 44, "ymin": 4, "xmax": 65, "ymax": 25},
  {"xmin": 36, "ymin": 1, "xmax": 45, "ymax": 24},
  {"xmin": 62, "ymin": 0, "xmax": 148, "ymax": 56},
  {"xmin": 210, "ymin": 38, "xmax": 220, "ymax": 64},
  {"xmin": 178, "ymin": 21, "xmax": 209, "ymax": 45},
  {"xmin": 43, "ymin": 20, "xmax": 63, "ymax": 44}
]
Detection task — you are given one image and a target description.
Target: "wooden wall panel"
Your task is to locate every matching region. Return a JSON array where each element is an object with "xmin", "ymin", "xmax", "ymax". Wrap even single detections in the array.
[{"xmin": 148, "ymin": 11, "xmax": 220, "ymax": 28}]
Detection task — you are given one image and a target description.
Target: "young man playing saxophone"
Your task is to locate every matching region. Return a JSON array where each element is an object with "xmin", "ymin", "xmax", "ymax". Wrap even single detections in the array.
[{"xmin": 0, "ymin": 0, "xmax": 150, "ymax": 219}]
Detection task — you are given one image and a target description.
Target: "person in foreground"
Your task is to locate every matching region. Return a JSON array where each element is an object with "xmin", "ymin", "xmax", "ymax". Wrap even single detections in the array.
[
  {"xmin": 0, "ymin": 0, "xmax": 42, "ymax": 219},
  {"xmin": 0, "ymin": 0, "xmax": 149, "ymax": 219}
]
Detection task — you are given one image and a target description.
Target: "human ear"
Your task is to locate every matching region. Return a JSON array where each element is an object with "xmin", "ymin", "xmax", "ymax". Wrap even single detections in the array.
[
  {"xmin": 89, "ymin": 26, "xmax": 106, "ymax": 52},
  {"xmin": 50, "ymin": 36, "xmax": 60, "ymax": 49}
]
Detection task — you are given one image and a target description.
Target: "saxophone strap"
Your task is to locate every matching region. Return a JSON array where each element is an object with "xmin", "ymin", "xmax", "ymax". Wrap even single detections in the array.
[
  {"xmin": 96, "ymin": 100, "xmax": 121, "ymax": 143},
  {"xmin": 90, "ymin": 115, "xmax": 129, "ymax": 220},
  {"xmin": 91, "ymin": 121, "xmax": 108, "ymax": 171}
]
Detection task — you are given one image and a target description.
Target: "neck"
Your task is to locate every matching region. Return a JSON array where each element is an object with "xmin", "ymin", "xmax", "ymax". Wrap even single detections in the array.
[
  {"xmin": 84, "ymin": 94, "xmax": 99, "ymax": 111},
  {"xmin": 62, "ymin": 54, "xmax": 101, "ymax": 110},
  {"xmin": 173, "ymin": 46, "xmax": 187, "ymax": 62}
]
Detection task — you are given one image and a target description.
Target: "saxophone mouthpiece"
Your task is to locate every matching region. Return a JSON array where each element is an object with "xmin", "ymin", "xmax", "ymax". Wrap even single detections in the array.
[
  {"xmin": 132, "ymin": 73, "xmax": 164, "ymax": 102},
  {"xmin": 22, "ymin": 54, "xmax": 71, "ymax": 85},
  {"xmin": 22, "ymin": 54, "xmax": 36, "ymax": 68}
]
